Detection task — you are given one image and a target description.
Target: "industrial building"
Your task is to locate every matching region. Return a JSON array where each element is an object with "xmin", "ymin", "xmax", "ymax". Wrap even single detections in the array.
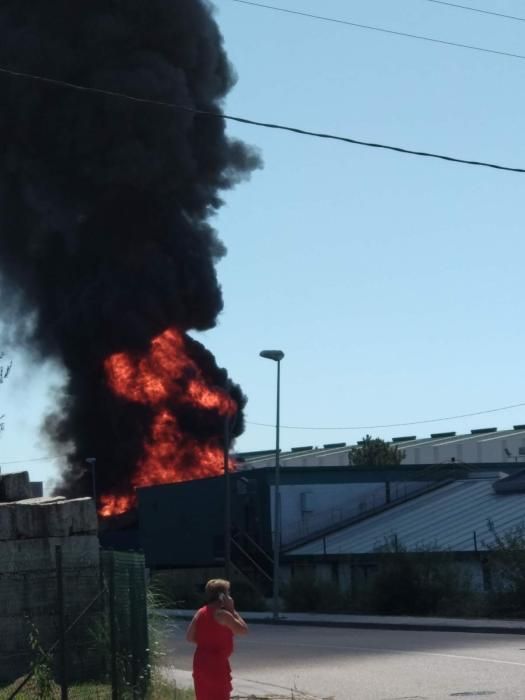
[
  {"xmin": 135, "ymin": 461, "xmax": 525, "ymax": 598},
  {"xmin": 137, "ymin": 464, "xmax": 450, "ymax": 567},
  {"xmin": 238, "ymin": 425, "xmax": 525, "ymax": 469},
  {"xmin": 286, "ymin": 470, "xmax": 525, "ymax": 592},
  {"xmin": 98, "ymin": 424, "xmax": 525, "ymax": 602}
]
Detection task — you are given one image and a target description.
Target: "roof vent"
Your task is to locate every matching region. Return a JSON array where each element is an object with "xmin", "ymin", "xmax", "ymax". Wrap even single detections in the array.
[
  {"xmin": 470, "ymin": 427, "xmax": 497, "ymax": 435},
  {"xmin": 291, "ymin": 446, "xmax": 313, "ymax": 453},
  {"xmin": 392, "ymin": 436, "xmax": 416, "ymax": 443},
  {"xmin": 323, "ymin": 442, "xmax": 346, "ymax": 449},
  {"xmin": 430, "ymin": 431, "xmax": 456, "ymax": 439}
]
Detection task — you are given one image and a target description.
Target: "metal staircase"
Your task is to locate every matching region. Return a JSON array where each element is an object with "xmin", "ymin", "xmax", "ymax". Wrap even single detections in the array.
[{"xmin": 231, "ymin": 530, "xmax": 274, "ymax": 597}]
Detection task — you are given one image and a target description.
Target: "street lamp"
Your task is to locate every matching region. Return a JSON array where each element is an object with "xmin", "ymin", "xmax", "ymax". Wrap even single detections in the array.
[
  {"xmin": 259, "ymin": 349, "xmax": 284, "ymax": 620},
  {"xmin": 85, "ymin": 458, "xmax": 97, "ymax": 505},
  {"xmin": 223, "ymin": 410, "xmax": 238, "ymax": 581}
]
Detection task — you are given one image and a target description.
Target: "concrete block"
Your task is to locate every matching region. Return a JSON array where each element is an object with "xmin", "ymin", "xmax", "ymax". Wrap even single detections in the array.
[
  {"xmin": 69, "ymin": 497, "xmax": 98, "ymax": 534},
  {"xmin": 41, "ymin": 498, "xmax": 97, "ymax": 537},
  {"xmin": 0, "ymin": 534, "xmax": 100, "ymax": 573},
  {"xmin": 0, "ymin": 537, "xmax": 51, "ymax": 573},
  {"xmin": 0, "ymin": 503, "xmax": 14, "ymax": 540},
  {"xmin": 12, "ymin": 502, "xmax": 46, "ymax": 539},
  {"xmin": 0, "ymin": 545, "xmax": 100, "ymax": 616},
  {"xmin": 0, "ymin": 497, "xmax": 97, "ymax": 540},
  {"xmin": 16, "ymin": 496, "xmax": 64, "ymax": 506},
  {"xmin": 0, "ymin": 615, "xmax": 30, "ymax": 651},
  {"xmin": 55, "ymin": 533, "xmax": 100, "ymax": 567},
  {"xmin": 30, "ymin": 481, "xmax": 44, "ymax": 498},
  {"xmin": 0, "ymin": 575, "xmax": 28, "ymax": 617},
  {"xmin": 0, "ymin": 521, "xmax": 102, "ymax": 685},
  {"xmin": 0, "ymin": 472, "xmax": 31, "ymax": 501}
]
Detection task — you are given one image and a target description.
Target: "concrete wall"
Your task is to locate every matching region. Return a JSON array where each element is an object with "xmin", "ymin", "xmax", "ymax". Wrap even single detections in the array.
[
  {"xmin": 284, "ymin": 556, "xmax": 487, "ymax": 598},
  {"xmin": 0, "ymin": 495, "xmax": 100, "ymax": 683}
]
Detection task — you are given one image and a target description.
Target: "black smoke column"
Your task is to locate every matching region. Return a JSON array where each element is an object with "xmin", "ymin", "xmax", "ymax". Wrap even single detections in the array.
[{"xmin": 0, "ymin": 1, "xmax": 259, "ymax": 504}]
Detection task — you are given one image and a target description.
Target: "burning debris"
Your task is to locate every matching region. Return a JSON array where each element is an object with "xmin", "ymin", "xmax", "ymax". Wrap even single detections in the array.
[
  {"xmin": 0, "ymin": 1, "xmax": 258, "ymax": 513},
  {"xmin": 101, "ymin": 328, "xmax": 238, "ymax": 516}
]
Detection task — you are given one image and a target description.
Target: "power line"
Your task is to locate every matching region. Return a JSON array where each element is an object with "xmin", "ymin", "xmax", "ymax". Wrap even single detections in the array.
[
  {"xmin": 0, "ymin": 456, "xmax": 58, "ymax": 466},
  {"xmin": 247, "ymin": 400, "xmax": 525, "ymax": 431},
  {"xmin": 231, "ymin": 0, "xmax": 525, "ymax": 61},
  {"xmin": 420, "ymin": 0, "xmax": 525, "ymax": 23},
  {"xmin": 0, "ymin": 65, "xmax": 523, "ymax": 173},
  {"xmin": 4, "ymin": 401, "xmax": 525, "ymax": 461}
]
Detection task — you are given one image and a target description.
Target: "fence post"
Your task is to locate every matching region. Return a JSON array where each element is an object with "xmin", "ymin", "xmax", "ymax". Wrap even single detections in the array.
[
  {"xmin": 55, "ymin": 545, "xmax": 68, "ymax": 700},
  {"xmin": 108, "ymin": 554, "xmax": 119, "ymax": 700},
  {"xmin": 141, "ymin": 562, "xmax": 150, "ymax": 692},
  {"xmin": 129, "ymin": 564, "xmax": 140, "ymax": 698}
]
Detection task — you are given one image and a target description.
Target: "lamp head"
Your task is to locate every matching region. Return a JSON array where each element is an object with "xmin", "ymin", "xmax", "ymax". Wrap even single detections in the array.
[{"xmin": 259, "ymin": 350, "xmax": 284, "ymax": 362}]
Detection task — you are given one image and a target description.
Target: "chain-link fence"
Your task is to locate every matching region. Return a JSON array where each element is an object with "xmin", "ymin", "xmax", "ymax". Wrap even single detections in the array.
[
  {"xmin": 0, "ymin": 548, "xmax": 149, "ymax": 699},
  {"xmin": 101, "ymin": 550, "xmax": 150, "ymax": 699}
]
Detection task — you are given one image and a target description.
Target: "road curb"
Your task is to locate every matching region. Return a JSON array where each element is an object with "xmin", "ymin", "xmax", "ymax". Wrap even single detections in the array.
[
  {"xmin": 254, "ymin": 618, "xmax": 525, "ymax": 635},
  {"xmin": 158, "ymin": 609, "xmax": 525, "ymax": 636}
]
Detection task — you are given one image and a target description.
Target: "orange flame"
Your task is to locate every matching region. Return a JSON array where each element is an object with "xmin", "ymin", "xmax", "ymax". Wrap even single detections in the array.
[
  {"xmin": 101, "ymin": 328, "xmax": 236, "ymax": 517},
  {"xmin": 99, "ymin": 494, "xmax": 134, "ymax": 518}
]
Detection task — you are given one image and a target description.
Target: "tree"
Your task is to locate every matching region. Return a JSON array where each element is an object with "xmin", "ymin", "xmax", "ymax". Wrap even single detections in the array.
[
  {"xmin": 349, "ymin": 434, "xmax": 405, "ymax": 467},
  {"xmin": 486, "ymin": 521, "xmax": 525, "ymax": 593}
]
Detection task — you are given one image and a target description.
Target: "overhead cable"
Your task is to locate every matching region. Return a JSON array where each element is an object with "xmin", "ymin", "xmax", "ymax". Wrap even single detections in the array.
[
  {"xmin": 6, "ymin": 402, "xmax": 525, "ymax": 463},
  {"xmin": 231, "ymin": 0, "xmax": 525, "ymax": 61},
  {"xmin": 247, "ymin": 400, "xmax": 525, "ymax": 430},
  {"xmin": 420, "ymin": 0, "xmax": 525, "ymax": 23},
  {"xmin": 0, "ymin": 65, "xmax": 523, "ymax": 173},
  {"xmin": 0, "ymin": 456, "xmax": 58, "ymax": 465}
]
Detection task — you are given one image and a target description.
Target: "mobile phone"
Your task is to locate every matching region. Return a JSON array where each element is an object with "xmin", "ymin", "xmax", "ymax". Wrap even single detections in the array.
[{"xmin": 219, "ymin": 593, "xmax": 226, "ymax": 605}]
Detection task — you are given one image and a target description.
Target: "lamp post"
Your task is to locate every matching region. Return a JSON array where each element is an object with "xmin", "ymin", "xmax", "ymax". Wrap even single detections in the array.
[
  {"xmin": 224, "ymin": 410, "xmax": 237, "ymax": 581},
  {"xmin": 86, "ymin": 458, "xmax": 97, "ymax": 505},
  {"xmin": 259, "ymin": 349, "xmax": 284, "ymax": 620}
]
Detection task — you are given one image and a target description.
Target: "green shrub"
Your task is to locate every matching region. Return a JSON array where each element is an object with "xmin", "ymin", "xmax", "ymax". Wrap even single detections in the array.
[
  {"xmin": 282, "ymin": 573, "xmax": 349, "ymax": 612},
  {"xmin": 354, "ymin": 538, "xmax": 474, "ymax": 616},
  {"xmin": 150, "ymin": 571, "xmax": 267, "ymax": 612},
  {"xmin": 485, "ymin": 521, "xmax": 525, "ymax": 617},
  {"xmin": 229, "ymin": 582, "xmax": 267, "ymax": 612},
  {"xmin": 28, "ymin": 623, "xmax": 54, "ymax": 700},
  {"xmin": 150, "ymin": 572, "xmax": 203, "ymax": 610}
]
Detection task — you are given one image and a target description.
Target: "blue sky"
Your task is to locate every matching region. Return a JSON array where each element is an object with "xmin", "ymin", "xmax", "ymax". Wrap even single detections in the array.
[{"xmin": 3, "ymin": 0, "xmax": 525, "ymax": 486}]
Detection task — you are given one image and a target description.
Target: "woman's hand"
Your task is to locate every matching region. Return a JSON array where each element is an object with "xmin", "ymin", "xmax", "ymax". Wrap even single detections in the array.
[{"xmin": 222, "ymin": 594, "xmax": 235, "ymax": 613}]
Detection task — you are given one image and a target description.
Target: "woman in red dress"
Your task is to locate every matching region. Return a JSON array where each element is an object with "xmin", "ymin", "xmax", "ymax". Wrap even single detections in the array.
[{"xmin": 186, "ymin": 578, "xmax": 249, "ymax": 700}]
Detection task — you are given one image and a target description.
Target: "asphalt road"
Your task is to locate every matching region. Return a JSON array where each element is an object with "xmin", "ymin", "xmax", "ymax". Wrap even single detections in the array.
[{"xmin": 161, "ymin": 620, "xmax": 525, "ymax": 699}]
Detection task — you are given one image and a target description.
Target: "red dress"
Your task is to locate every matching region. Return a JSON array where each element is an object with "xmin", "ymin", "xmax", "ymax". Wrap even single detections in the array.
[{"xmin": 193, "ymin": 605, "xmax": 234, "ymax": 700}]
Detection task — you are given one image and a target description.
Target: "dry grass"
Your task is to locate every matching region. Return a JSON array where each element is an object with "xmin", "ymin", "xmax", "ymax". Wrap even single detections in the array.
[
  {"xmin": 0, "ymin": 677, "xmax": 329, "ymax": 700},
  {"xmin": 0, "ymin": 676, "xmax": 195, "ymax": 699}
]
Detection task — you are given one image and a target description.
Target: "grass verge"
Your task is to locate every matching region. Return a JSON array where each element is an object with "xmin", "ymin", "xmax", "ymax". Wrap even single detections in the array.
[{"xmin": 0, "ymin": 675, "xmax": 195, "ymax": 699}]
